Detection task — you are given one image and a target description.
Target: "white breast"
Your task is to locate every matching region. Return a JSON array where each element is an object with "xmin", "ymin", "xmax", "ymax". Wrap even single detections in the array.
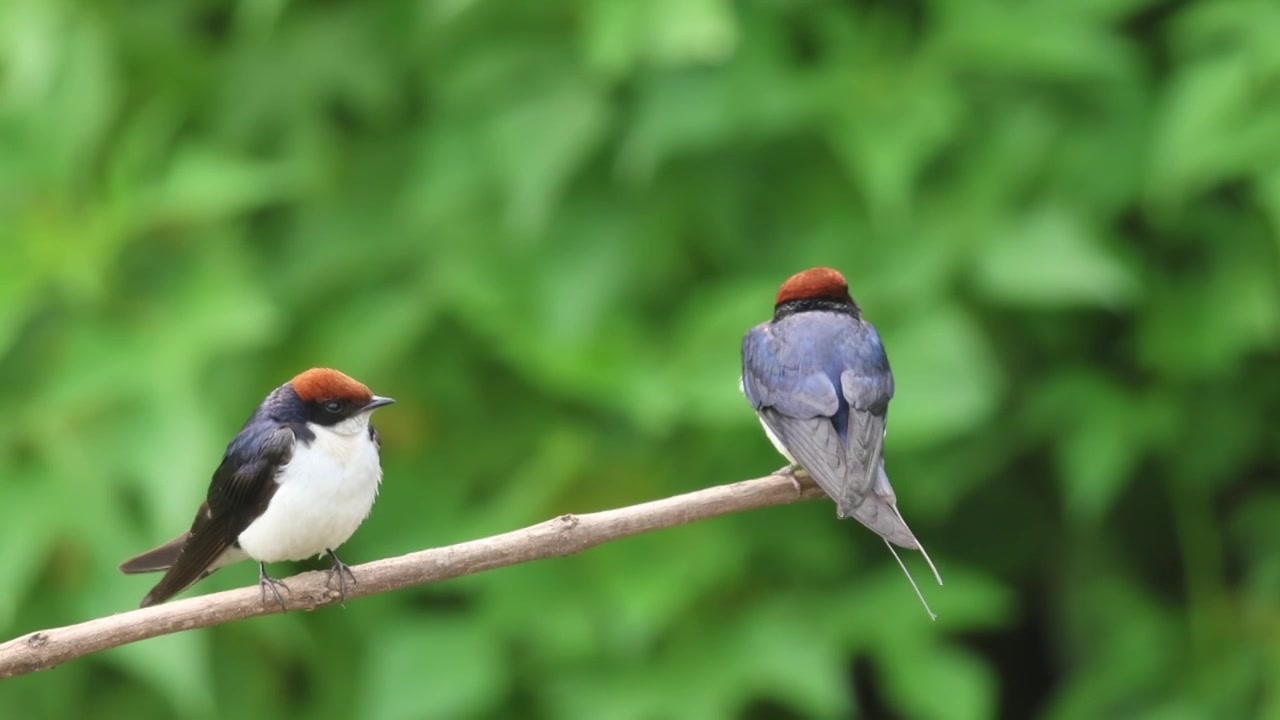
[{"xmin": 236, "ymin": 417, "xmax": 383, "ymax": 563}]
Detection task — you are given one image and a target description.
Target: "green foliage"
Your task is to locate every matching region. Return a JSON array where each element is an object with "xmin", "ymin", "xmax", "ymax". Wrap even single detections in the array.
[{"xmin": 2, "ymin": 0, "xmax": 1278, "ymax": 717}]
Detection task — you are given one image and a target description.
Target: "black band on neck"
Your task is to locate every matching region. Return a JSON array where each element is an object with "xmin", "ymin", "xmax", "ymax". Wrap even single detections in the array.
[{"xmin": 773, "ymin": 297, "xmax": 860, "ymax": 322}]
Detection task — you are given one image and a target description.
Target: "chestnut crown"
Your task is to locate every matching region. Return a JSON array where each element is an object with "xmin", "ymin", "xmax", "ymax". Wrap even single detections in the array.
[
  {"xmin": 774, "ymin": 267, "xmax": 852, "ymax": 306},
  {"xmin": 290, "ymin": 368, "xmax": 374, "ymax": 405}
]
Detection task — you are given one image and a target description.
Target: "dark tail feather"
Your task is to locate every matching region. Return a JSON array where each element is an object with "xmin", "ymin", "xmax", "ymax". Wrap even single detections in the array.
[
  {"xmin": 139, "ymin": 555, "xmax": 212, "ymax": 608},
  {"xmin": 136, "ymin": 520, "xmax": 237, "ymax": 607},
  {"xmin": 141, "ymin": 581, "xmax": 185, "ymax": 608},
  {"xmin": 119, "ymin": 533, "xmax": 190, "ymax": 574}
]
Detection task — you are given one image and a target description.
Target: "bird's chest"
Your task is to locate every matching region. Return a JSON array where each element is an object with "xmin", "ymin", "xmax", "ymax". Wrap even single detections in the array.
[
  {"xmin": 285, "ymin": 430, "xmax": 382, "ymax": 500},
  {"xmin": 236, "ymin": 428, "xmax": 383, "ymax": 562}
]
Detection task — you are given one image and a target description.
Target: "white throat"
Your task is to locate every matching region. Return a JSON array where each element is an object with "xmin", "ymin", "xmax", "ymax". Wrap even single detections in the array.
[{"xmin": 326, "ymin": 412, "xmax": 373, "ymax": 437}]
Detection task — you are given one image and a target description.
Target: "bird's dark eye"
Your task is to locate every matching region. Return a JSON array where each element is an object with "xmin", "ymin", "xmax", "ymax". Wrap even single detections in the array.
[{"xmin": 324, "ymin": 401, "xmax": 343, "ymax": 414}]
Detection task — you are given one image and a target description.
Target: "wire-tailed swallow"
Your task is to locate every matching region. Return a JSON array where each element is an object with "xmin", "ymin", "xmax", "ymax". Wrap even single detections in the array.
[
  {"xmin": 120, "ymin": 368, "xmax": 395, "ymax": 608},
  {"xmin": 741, "ymin": 267, "xmax": 942, "ymax": 617}
]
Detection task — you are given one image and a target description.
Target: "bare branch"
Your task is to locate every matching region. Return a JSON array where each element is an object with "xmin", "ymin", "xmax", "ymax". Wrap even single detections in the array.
[{"xmin": 0, "ymin": 472, "xmax": 824, "ymax": 679}]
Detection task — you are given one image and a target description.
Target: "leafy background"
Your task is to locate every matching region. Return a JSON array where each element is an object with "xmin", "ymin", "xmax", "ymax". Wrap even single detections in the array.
[{"xmin": 2, "ymin": 0, "xmax": 1278, "ymax": 718}]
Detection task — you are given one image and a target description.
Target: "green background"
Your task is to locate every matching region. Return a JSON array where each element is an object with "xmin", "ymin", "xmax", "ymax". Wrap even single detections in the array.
[{"xmin": 2, "ymin": 0, "xmax": 1279, "ymax": 718}]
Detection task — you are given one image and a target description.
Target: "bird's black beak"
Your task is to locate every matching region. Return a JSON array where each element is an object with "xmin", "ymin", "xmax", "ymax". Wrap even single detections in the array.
[{"xmin": 363, "ymin": 396, "xmax": 396, "ymax": 412}]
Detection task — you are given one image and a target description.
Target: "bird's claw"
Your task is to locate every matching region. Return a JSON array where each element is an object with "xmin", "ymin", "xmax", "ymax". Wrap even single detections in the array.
[
  {"xmin": 325, "ymin": 549, "xmax": 357, "ymax": 602},
  {"xmin": 776, "ymin": 464, "xmax": 806, "ymax": 495},
  {"xmin": 257, "ymin": 564, "xmax": 291, "ymax": 612}
]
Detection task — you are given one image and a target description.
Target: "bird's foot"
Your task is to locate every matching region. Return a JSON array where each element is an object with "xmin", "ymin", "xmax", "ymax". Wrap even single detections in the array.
[
  {"xmin": 776, "ymin": 464, "xmax": 806, "ymax": 495},
  {"xmin": 325, "ymin": 549, "xmax": 357, "ymax": 602},
  {"xmin": 257, "ymin": 563, "xmax": 291, "ymax": 612}
]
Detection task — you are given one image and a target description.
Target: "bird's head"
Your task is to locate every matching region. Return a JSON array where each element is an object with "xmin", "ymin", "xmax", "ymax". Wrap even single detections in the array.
[
  {"xmin": 290, "ymin": 368, "xmax": 395, "ymax": 429},
  {"xmin": 773, "ymin": 267, "xmax": 859, "ymax": 317}
]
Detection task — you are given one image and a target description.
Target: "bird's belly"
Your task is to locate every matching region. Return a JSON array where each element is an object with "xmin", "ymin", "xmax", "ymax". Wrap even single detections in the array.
[{"xmin": 236, "ymin": 435, "xmax": 382, "ymax": 563}]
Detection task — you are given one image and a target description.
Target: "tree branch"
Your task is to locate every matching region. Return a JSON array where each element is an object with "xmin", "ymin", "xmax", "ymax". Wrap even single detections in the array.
[{"xmin": 0, "ymin": 471, "xmax": 823, "ymax": 679}]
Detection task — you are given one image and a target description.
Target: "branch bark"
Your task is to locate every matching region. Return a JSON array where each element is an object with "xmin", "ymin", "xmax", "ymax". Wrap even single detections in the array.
[{"xmin": 0, "ymin": 471, "xmax": 823, "ymax": 679}]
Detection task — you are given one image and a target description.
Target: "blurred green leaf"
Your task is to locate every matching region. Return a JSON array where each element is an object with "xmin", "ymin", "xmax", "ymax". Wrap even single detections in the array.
[
  {"xmin": 1147, "ymin": 55, "xmax": 1280, "ymax": 207},
  {"xmin": 826, "ymin": 63, "xmax": 961, "ymax": 224},
  {"xmin": 882, "ymin": 644, "xmax": 995, "ymax": 720},
  {"xmin": 974, "ymin": 206, "xmax": 1139, "ymax": 309},
  {"xmin": 1031, "ymin": 373, "xmax": 1153, "ymax": 521},
  {"xmin": 1138, "ymin": 234, "xmax": 1280, "ymax": 377},
  {"xmin": 109, "ymin": 634, "xmax": 217, "ymax": 720},
  {"xmin": 365, "ymin": 617, "xmax": 506, "ymax": 720},
  {"xmin": 483, "ymin": 71, "xmax": 609, "ymax": 235},
  {"xmin": 880, "ymin": 309, "xmax": 1003, "ymax": 449}
]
